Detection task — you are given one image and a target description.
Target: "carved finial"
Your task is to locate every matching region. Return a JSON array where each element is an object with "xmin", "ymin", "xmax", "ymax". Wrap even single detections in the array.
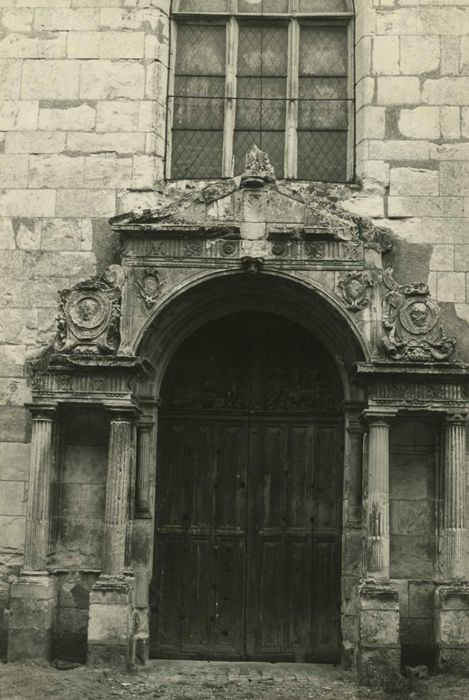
[{"xmin": 240, "ymin": 145, "xmax": 276, "ymax": 189}]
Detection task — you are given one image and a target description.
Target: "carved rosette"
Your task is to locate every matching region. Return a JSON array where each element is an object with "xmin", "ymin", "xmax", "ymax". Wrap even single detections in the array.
[
  {"xmin": 339, "ymin": 271, "xmax": 371, "ymax": 311},
  {"xmin": 135, "ymin": 268, "xmax": 162, "ymax": 309},
  {"xmin": 382, "ymin": 268, "xmax": 456, "ymax": 362},
  {"xmin": 55, "ymin": 265, "xmax": 125, "ymax": 355}
]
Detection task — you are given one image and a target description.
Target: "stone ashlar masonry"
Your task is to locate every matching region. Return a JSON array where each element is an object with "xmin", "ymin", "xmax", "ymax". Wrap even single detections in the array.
[{"xmin": 0, "ymin": 0, "xmax": 469, "ymax": 666}]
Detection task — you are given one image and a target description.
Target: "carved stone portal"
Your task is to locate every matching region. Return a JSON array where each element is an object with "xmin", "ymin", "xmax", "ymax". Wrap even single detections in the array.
[
  {"xmin": 382, "ymin": 268, "xmax": 456, "ymax": 362},
  {"xmin": 55, "ymin": 265, "xmax": 126, "ymax": 355}
]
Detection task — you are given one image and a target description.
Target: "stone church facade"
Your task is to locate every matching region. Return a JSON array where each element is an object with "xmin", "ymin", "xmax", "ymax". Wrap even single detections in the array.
[{"xmin": 0, "ymin": 0, "xmax": 468, "ymax": 684}]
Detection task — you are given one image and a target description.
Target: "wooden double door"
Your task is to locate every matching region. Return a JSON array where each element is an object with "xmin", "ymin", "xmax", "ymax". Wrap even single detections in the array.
[{"xmin": 150, "ymin": 313, "xmax": 343, "ymax": 661}]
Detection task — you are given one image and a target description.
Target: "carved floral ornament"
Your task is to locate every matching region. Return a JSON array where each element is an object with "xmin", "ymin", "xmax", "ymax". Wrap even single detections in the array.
[
  {"xmin": 382, "ymin": 268, "xmax": 456, "ymax": 362},
  {"xmin": 55, "ymin": 265, "xmax": 126, "ymax": 355}
]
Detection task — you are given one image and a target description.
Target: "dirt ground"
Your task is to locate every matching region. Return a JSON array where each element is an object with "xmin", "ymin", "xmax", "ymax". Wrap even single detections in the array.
[{"xmin": 0, "ymin": 660, "xmax": 468, "ymax": 700}]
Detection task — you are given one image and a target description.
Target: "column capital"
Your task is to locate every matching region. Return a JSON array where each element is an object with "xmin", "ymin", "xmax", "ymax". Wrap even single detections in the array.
[
  {"xmin": 445, "ymin": 411, "xmax": 468, "ymax": 427},
  {"xmin": 25, "ymin": 403, "xmax": 57, "ymax": 421},
  {"xmin": 362, "ymin": 407, "xmax": 397, "ymax": 426},
  {"xmin": 137, "ymin": 417, "xmax": 154, "ymax": 431},
  {"xmin": 106, "ymin": 405, "xmax": 139, "ymax": 423}
]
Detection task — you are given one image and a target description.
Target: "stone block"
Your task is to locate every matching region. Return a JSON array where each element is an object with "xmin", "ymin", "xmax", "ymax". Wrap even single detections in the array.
[
  {"xmin": 68, "ymin": 31, "xmax": 145, "ymax": 59},
  {"xmin": 357, "ymin": 106, "xmax": 385, "ymax": 141},
  {"xmin": 397, "ymin": 500, "xmax": 432, "ymax": 536},
  {"xmin": 375, "ymin": 8, "xmax": 418, "ymax": 35},
  {"xmin": 63, "ymin": 444, "xmax": 107, "ymax": 484},
  {"xmin": 454, "ymin": 245, "xmax": 469, "ymax": 272},
  {"xmin": 34, "ymin": 8, "xmax": 100, "ymax": 31},
  {"xmin": 0, "ymin": 190, "xmax": 56, "ymax": 218},
  {"xmin": 356, "ymin": 76, "xmax": 375, "ymax": 110},
  {"xmin": 360, "ymin": 610, "xmax": 400, "ymax": 646},
  {"xmin": 390, "ymin": 535, "xmax": 434, "ymax": 579},
  {"xmin": 55, "ymin": 189, "xmax": 116, "ymax": 218},
  {"xmin": 419, "ymin": 7, "xmax": 469, "ymax": 36},
  {"xmin": 66, "ymin": 131, "xmax": 145, "ymax": 155},
  {"xmin": 398, "ymin": 107, "xmax": 440, "ymax": 140},
  {"xmin": 1, "ymin": 8, "xmax": 33, "ymax": 33},
  {"xmin": 387, "ymin": 197, "xmax": 463, "ymax": 218},
  {"xmin": 80, "ymin": 61, "xmax": 145, "ymax": 100},
  {"xmin": 29, "ymin": 154, "xmax": 85, "ymax": 189},
  {"xmin": 0, "ymin": 60, "xmax": 22, "ymax": 100},
  {"xmin": 96, "ymin": 100, "xmax": 140, "ymax": 132},
  {"xmin": 372, "ymin": 36, "xmax": 399, "ymax": 75},
  {"xmin": 38, "ymin": 104, "xmax": 95, "ymax": 132},
  {"xmin": 7, "ymin": 628, "xmax": 53, "ymax": 662},
  {"xmin": 441, "ymin": 36, "xmax": 460, "ymax": 76},
  {"xmin": 87, "ymin": 577, "xmax": 135, "ymax": 665},
  {"xmin": 22, "ymin": 60, "xmax": 80, "ymax": 100},
  {"xmin": 430, "ymin": 244, "xmax": 455, "ymax": 272},
  {"xmin": 99, "ymin": 8, "xmax": 145, "ymax": 31},
  {"xmin": 41, "ymin": 218, "xmax": 83, "ymax": 251},
  {"xmin": 441, "ymin": 107, "xmax": 461, "ymax": 141},
  {"xmin": 0, "ymin": 481, "xmax": 25, "ymax": 516},
  {"xmin": 408, "ymin": 581, "xmax": 435, "ymax": 618},
  {"xmin": 81, "ymin": 483, "xmax": 105, "ymax": 518},
  {"xmin": 0, "ymin": 407, "xmax": 30, "ymax": 443},
  {"xmin": 132, "ymin": 155, "xmax": 155, "ymax": 189},
  {"xmin": 0, "ymin": 100, "xmax": 38, "ymax": 131},
  {"xmin": 436, "ymin": 271, "xmax": 466, "ymax": 302},
  {"xmin": 0, "ymin": 33, "xmax": 67, "ymax": 59},
  {"xmin": 0, "ymin": 514, "xmax": 25, "ymax": 550},
  {"xmin": 377, "ymin": 76, "xmax": 420, "ymax": 105},
  {"xmin": 0, "ymin": 154, "xmax": 29, "ymax": 188},
  {"xmin": 5, "ymin": 131, "xmax": 65, "ymax": 153},
  {"xmin": 0, "ymin": 219, "xmax": 15, "ymax": 249},
  {"xmin": 368, "ymin": 139, "xmax": 430, "ymax": 161},
  {"xmin": 87, "ymin": 643, "xmax": 129, "ymax": 667},
  {"xmin": 84, "ymin": 154, "xmax": 133, "ymax": 188},
  {"xmin": 423, "ymin": 78, "xmax": 469, "ymax": 106},
  {"xmin": 390, "ymin": 168, "xmax": 439, "ymax": 196},
  {"xmin": 400, "ymin": 36, "xmax": 440, "ymax": 75},
  {"xmin": 0, "ymin": 344, "xmax": 27, "ymax": 380},
  {"xmin": 430, "ymin": 143, "xmax": 469, "ymax": 161}
]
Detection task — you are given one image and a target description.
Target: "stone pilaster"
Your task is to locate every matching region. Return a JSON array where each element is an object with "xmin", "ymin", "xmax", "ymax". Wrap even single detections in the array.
[
  {"xmin": 440, "ymin": 413, "xmax": 467, "ymax": 581},
  {"xmin": 357, "ymin": 409, "xmax": 400, "ymax": 685},
  {"xmin": 344, "ymin": 405, "xmax": 364, "ymax": 526},
  {"xmin": 8, "ymin": 404, "xmax": 58, "ymax": 661},
  {"xmin": 135, "ymin": 419, "xmax": 153, "ymax": 518},
  {"xmin": 24, "ymin": 405, "xmax": 57, "ymax": 571},
  {"xmin": 363, "ymin": 409, "xmax": 395, "ymax": 580},
  {"xmin": 436, "ymin": 413, "xmax": 469, "ymax": 674},
  {"xmin": 88, "ymin": 408, "xmax": 137, "ymax": 667},
  {"xmin": 102, "ymin": 410, "xmax": 134, "ymax": 577}
]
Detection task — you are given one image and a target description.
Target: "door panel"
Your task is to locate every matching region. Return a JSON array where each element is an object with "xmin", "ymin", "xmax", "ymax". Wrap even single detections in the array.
[{"xmin": 150, "ymin": 313, "xmax": 343, "ymax": 661}]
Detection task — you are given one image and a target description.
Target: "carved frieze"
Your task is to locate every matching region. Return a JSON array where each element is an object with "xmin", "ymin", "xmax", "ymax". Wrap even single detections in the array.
[
  {"xmin": 339, "ymin": 272, "xmax": 372, "ymax": 312},
  {"xmin": 382, "ymin": 269, "xmax": 456, "ymax": 362},
  {"xmin": 55, "ymin": 265, "xmax": 126, "ymax": 355},
  {"xmin": 135, "ymin": 269, "xmax": 162, "ymax": 309}
]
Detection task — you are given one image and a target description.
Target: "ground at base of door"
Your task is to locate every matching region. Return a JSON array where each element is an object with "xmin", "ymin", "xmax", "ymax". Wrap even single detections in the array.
[{"xmin": 1, "ymin": 659, "xmax": 469, "ymax": 700}]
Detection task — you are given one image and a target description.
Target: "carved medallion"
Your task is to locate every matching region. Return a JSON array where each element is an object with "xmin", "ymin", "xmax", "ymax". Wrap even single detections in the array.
[
  {"xmin": 222, "ymin": 241, "xmax": 237, "ymax": 256},
  {"xmin": 184, "ymin": 241, "xmax": 203, "ymax": 257},
  {"xmin": 271, "ymin": 243, "xmax": 286, "ymax": 257},
  {"xmin": 55, "ymin": 265, "xmax": 125, "ymax": 355},
  {"xmin": 382, "ymin": 269, "xmax": 456, "ymax": 362},
  {"xmin": 304, "ymin": 242, "xmax": 325, "ymax": 259},
  {"xmin": 135, "ymin": 269, "xmax": 162, "ymax": 309}
]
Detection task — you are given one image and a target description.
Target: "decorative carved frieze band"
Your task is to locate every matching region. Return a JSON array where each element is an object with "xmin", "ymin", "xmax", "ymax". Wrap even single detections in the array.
[
  {"xmin": 382, "ymin": 268, "xmax": 456, "ymax": 362},
  {"xmin": 55, "ymin": 265, "xmax": 126, "ymax": 355}
]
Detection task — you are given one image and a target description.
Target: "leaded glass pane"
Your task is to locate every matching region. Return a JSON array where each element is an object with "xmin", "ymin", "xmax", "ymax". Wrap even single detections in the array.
[
  {"xmin": 297, "ymin": 131, "xmax": 347, "ymax": 181},
  {"xmin": 237, "ymin": 76, "xmax": 286, "ymax": 129},
  {"xmin": 298, "ymin": 76, "xmax": 348, "ymax": 129},
  {"xmin": 176, "ymin": 24, "xmax": 226, "ymax": 76},
  {"xmin": 299, "ymin": 25, "xmax": 348, "ymax": 76},
  {"xmin": 238, "ymin": 0, "xmax": 290, "ymax": 13},
  {"xmin": 234, "ymin": 130, "xmax": 284, "ymax": 177},
  {"xmin": 173, "ymin": 97, "xmax": 225, "ymax": 129},
  {"xmin": 172, "ymin": 130, "xmax": 224, "ymax": 179},
  {"xmin": 238, "ymin": 25, "xmax": 288, "ymax": 76},
  {"xmin": 298, "ymin": 0, "xmax": 348, "ymax": 12}
]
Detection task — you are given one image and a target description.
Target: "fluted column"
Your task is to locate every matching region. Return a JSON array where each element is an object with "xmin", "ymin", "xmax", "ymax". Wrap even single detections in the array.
[
  {"xmin": 363, "ymin": 409, "xmax": 396, "ymax": 580},
  {"xmin": 440, "ymin": 412, "xmax": 467, "ymax": 580},
  {"xmin": 103, "ymin": 410, "xmax": 135, "ymax": 576},
  {"xmin": 135, "ymin": 419, "xmax": 154, "ymax": 518},
  {"xmin": 24, "ymin": 405, "xmax": 57, "ymax": 571}
]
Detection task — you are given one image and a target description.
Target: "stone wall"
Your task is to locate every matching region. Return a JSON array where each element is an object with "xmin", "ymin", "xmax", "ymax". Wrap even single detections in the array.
[{"xmin": 0, "ymin": 0, "xmax": 468, "ymax": 662}]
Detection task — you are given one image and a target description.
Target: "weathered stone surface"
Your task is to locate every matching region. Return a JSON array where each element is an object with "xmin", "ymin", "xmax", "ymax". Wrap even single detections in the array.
[
  {"xmin": 398, "ymin": 107, "xmax": 440, "ymax": 140},
  {"xmin": 0, "ymin": 101, "xmax": 38, "ymax": 131},
  {"xmin": 68, "ymin": 31, "xmax": 145, "ymax": 59},
  {"xmin": 22, "ymin": 60, "xmax": 80, "ymax": 100},
  {"xmin": 377, "ymin": 77, "xmax": 420, "ymax": 105},
  {"xmin": 79, "ymin": 61, "xmax": 145, "ymax": 100},
  {"xmin": 0, "ymin": 514, "xmax": 25, "ymax": 550},
  {"xmin": 38, "ymin": 104, "xmax": 95, "ymax": 132},
  {"xmin": 389, "ymin": 168, "xmax": 439, "ymax": 196},
  {"xmin": 0, "ymin": 482, "xmax": 25, "ymax": 516},
  {"xmin": 400, "ymin": 35, "xmax": 440, "ymax": 74},
  {"xmin": 55, "ymin": 189, "xmax": 116, "ymax": 218},
  {"xmin": 0, "ymin": 154, "xmax": 28, "ymax": 188},
  {"xmin": 0, "ymin": 60, "xmax": 22, "ymax": 100},
  {"xmin": 29, "ymin": 154, "xmax": 85, "ymax": 189},
  {"xmin": 5, "ymin": 131, "xmax": 65, "ymax": 153},
  {"xmin": 0, "ymin": 33, "xmax": 66, "ymax": 59}
]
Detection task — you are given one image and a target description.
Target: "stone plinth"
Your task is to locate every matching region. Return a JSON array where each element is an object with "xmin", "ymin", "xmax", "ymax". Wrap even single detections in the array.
[
  {"xmin": 87, "ymin": 575, "xmax": 136, "ymax": 667},
  {"xmin": 436, "ymin": 582, "xmax": 469, "ymax": 674},
  {"xmin": 357, "ymin": 580, "xmax": 401, "ymax": 686},
  {"xmin": 8, "ymin": 572, "xmax": 57, "ymax": 661}
]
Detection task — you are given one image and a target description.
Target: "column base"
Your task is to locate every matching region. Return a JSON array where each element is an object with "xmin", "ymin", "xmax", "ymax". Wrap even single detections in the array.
[
  {"xmin": 356, "ymin": 580, "xmax": 401, "ymax": 686},
  {"xmin": 436, "ymin": 582, "xmax": 469, "ymax": 675},
  {"xmin": 7, "ymin": 571, "xmax": 57, "ymax": 662},
  {"xmin": 87, "ymin": 575, "xmax": 136, "ymax": 668}
]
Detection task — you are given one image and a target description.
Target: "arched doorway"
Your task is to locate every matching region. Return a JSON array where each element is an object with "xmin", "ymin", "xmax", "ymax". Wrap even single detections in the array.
[{"xmin": 149, "ymin": 311, "xmax": 344, "ymax": 662}]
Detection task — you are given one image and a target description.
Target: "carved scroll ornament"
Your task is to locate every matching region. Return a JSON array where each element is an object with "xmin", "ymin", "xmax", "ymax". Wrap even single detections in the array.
[
  {"xmin": 339, "ymin": 271, "xmax": 371, "ymax": 312},
  {"xmin": 135, "ymin": 268, "xmax": 162, "ymax": 309},
  {"xmin": 382, "ymin": 269, "xmax": 456, "ymax": 362},
  {"xmin": 55, "ymin": 265, "xmax": 126, "ymax": 355}
]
